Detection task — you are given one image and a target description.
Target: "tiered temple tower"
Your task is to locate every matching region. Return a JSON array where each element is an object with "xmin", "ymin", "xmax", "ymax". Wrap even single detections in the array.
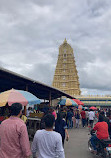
[{"xmin": 52, "ymin": 39, "xmax": 81, "ymax": 96}]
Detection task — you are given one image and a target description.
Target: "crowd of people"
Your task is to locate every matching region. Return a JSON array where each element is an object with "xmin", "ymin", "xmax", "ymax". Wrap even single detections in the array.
[
  {"xmin": 0, "ymin": 103, "xmax": 67, "ymax": 158},
  {"xmin": 1, "ymin": 103, "xmax": 111, "ymax": 157}
]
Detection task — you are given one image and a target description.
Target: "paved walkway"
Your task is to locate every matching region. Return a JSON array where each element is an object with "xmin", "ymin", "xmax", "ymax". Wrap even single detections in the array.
[{"xmin": 64, "ymin": 127, "xmax": 95, "ymax": 158}]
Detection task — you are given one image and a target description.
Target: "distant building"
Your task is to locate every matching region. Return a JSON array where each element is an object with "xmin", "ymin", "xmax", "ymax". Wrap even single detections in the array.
[
  {"xmin": 75, "ymin": 95, "xmax": 111, "ymax": 108},
  {"xmin": 52, "ymin": 39, "xmax": 81, "ymax": 96}
]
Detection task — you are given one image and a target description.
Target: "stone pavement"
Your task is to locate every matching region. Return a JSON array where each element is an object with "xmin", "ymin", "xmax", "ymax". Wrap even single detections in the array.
[{"xmin": 64, "ymin": 127, "xmax": 95, "ymax": 158}]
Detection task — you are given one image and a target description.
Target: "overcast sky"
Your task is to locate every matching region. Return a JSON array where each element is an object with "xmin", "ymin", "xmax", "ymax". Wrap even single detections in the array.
[{"xmin": 0, "ymin": 0, "xmax": 111, "ymax": 95}]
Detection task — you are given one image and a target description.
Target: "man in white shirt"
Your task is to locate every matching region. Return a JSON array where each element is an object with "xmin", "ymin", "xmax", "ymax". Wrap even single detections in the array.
[
  {"xmin": 32, "ymin": 114, "xmax": 65, "ymax": 158},
  {"xmin": 88, "ymin": 109, "xmax": 95, "ymax": 128}
]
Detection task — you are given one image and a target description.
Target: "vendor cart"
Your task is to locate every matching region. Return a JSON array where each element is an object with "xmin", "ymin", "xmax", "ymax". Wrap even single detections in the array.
[{"xmin": 27, "ymin": 112, "xmax": 44, "ymax": 140}]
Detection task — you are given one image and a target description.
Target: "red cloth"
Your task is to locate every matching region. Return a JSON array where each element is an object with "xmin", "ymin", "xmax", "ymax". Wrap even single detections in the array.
[
  {"xmin": 0, "ymin": 116, "xmax": 4, "ymax": 121},
  {"xmin": 93, "ymin": 121, "xmax": 109, "ymax": 139},
  {"xmin": 81, "ymin": 111, "xmax": 86, "ymax": 119},
  {"xmin": 52, "ymin": 111, "xmax": 56, "ymax": 119}
]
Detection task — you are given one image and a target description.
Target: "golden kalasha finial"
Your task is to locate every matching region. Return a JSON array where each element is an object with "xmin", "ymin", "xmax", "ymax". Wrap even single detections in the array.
[{"xmin": 63, "ymin": 38, "xmax": 67, "ymax": 43}]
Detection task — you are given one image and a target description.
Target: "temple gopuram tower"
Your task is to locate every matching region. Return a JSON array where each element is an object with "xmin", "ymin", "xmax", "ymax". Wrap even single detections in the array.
[{"xmin": 52, "ymin": 39, "xmax": 81, "ymax": 96}]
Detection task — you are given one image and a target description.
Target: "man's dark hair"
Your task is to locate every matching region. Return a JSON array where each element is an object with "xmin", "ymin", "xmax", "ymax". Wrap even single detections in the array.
[
  {"xmin": 98, "ymin": 114, "xmax": 104, "ymax": 122},
  {"xmin": 44, "ymin": 114, "xmax": 55, "ymax": 128},
  {"xmin": 62, "ymin": 112, "xmax": 66, "ymax": 119},
  {"xmin": 56, "ymin": 113, "xmax": 62, "ymax": 123},
  {"xmin": 100, "ymin": 111, "xmax": 105, "ymax": 116},
  {"xmin": 10, "ymin": 103, "xmax": 22, "ymax": 116}
]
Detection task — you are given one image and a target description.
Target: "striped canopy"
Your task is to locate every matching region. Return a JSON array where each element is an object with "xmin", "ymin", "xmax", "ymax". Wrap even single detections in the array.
[{"xmin": 0, "ymin": 89, "xmax": 41, "ymax": 107}]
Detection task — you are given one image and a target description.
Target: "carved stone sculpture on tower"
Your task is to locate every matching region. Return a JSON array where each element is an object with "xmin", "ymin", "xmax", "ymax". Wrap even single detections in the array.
[{"xmin": 52, "ymin": 39, "xmax": 81, "ymax": 96}]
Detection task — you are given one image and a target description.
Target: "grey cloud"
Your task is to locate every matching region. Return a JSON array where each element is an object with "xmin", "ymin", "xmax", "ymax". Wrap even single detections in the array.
[
  {"xmin": 81, "ymin": 88, "xmax": 111, "ymax": 95},
  {"xmin": 79, "ymin": 60, "xmax": 111, "ymax": 90},
  {"xmin": 71, "ymin": 45, "xmax": 95, "ymax": 68},
  {"xmin": 87, "ymin": 0, "xmax": 110, "ymax": 15},
  {"xmin": 26, "ymin": 63, "xmax": 55, "ymax": 85},
  {"xmin": 0, "ymin": 0, "xmax": 111, "ymax": 95}
]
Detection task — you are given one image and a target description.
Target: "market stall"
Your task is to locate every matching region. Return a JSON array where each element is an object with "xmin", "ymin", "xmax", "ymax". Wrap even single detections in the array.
[{"xmin": 27, "ymin": 112, "xmax": 44, "ymax": 139}]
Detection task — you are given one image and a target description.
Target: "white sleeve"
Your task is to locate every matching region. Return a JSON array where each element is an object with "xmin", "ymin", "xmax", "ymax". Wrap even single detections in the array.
[
  {"xmin": 31, "ymin": 133, "xmax": 38, "ymax": 157},
  {"xmin": 94, "ymin": 112, "xmax": 95, "ymax": 117},
  {"xmin": 87, "ymin": 112, "xmax": 89, "ymax": 117},
  {"xmin": 56, "ymin": 134, "xmax": 65, "ymax": 158}
]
